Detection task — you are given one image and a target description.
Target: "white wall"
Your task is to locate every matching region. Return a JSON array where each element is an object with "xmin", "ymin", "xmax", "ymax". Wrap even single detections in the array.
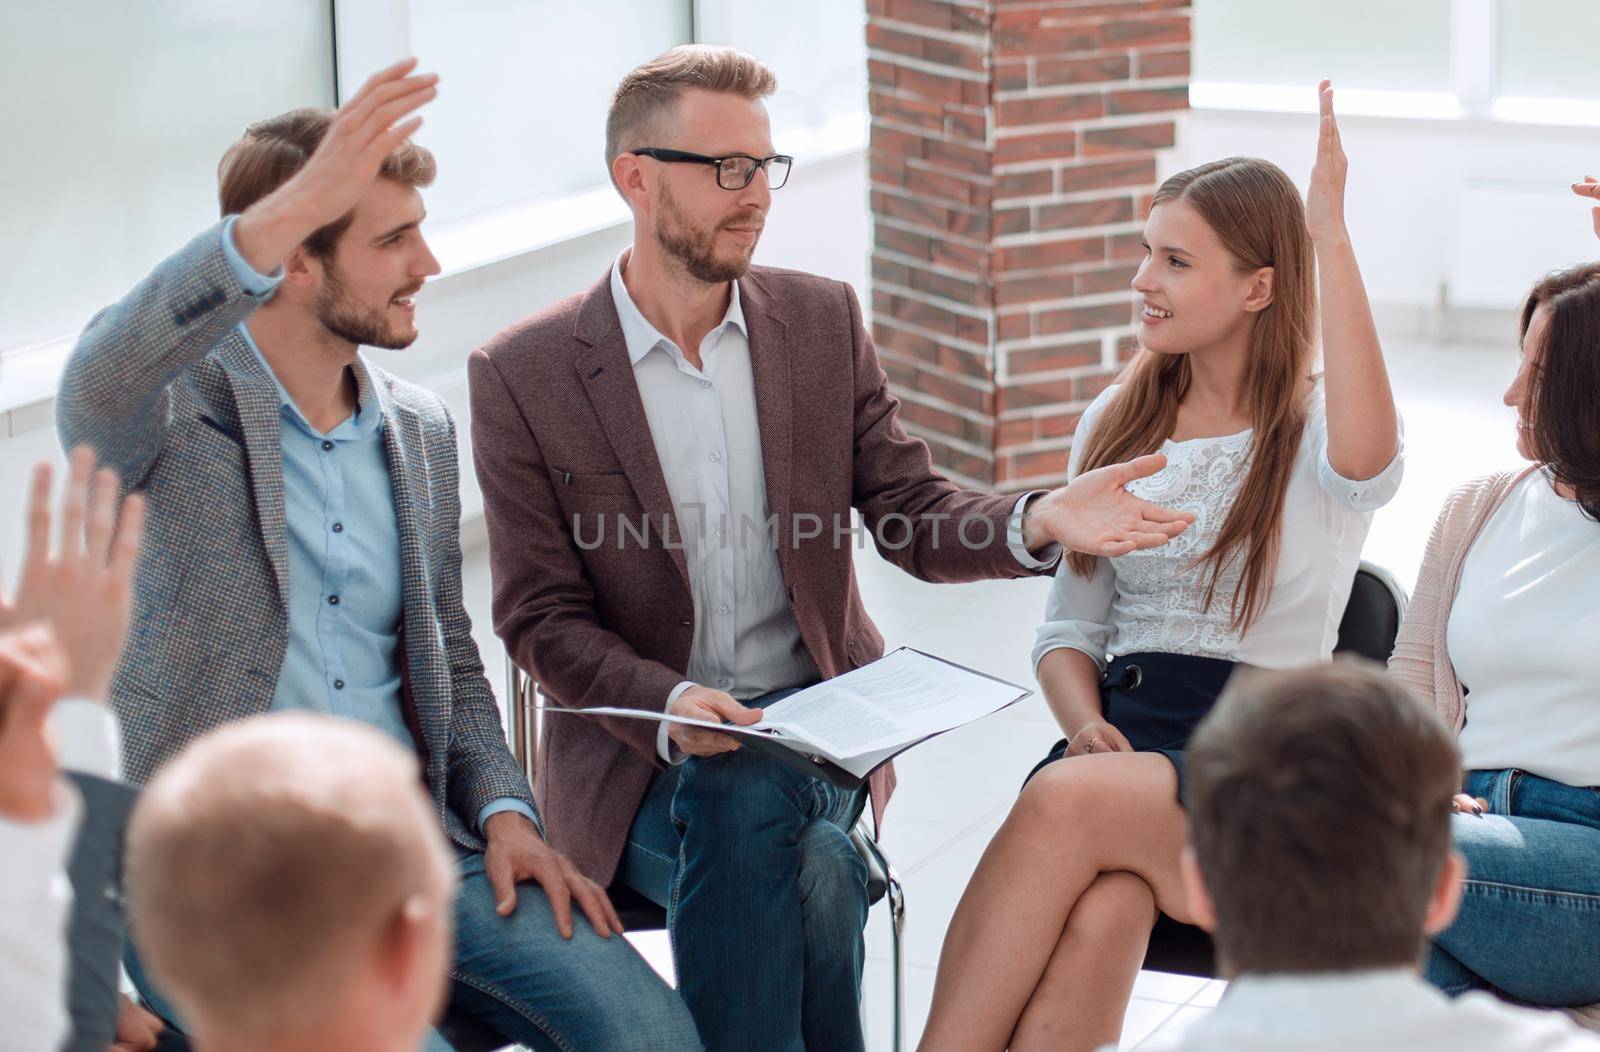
[{"xmin": 0, "ymin": 149, "xmax": 869, "ymax": 571}]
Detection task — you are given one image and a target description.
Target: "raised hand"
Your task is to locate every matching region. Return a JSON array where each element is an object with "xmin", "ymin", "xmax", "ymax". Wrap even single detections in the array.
[
  {"xmin": 232, "ymin": 56, "xmax": 439, "ymax": 272},
  {"xmin": 0, "ymin": 625, "xmax": 69, "ymax": 822},
  {"xmin": 1305, "ymin": 78, "xmax": 1349, "ymax": 244},
  {"xmin": 0, "ymin": 448, "xmax": 146, "ymax": 701},
  {"xmin": 1024, "ymin": 454, "xmax": 1193, "ymax": 558},
  {"xmin": 1572, "ymin": 175, "xmax": 1600, "ymax": 239}
]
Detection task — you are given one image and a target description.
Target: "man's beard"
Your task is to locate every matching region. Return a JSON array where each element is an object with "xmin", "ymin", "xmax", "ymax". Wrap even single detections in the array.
[
  {"xmin": 655, "ymin": 179, "xmax": 762, "ymax": 284},
  {"xmin": 314, "ymin": 260, "xmax": 419, "ymax": 351}
]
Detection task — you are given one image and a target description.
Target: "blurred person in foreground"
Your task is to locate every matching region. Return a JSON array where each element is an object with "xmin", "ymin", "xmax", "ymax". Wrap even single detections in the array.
[
  {"xmin": 125, "ymin": 713, "xmax": 456, "ymax": 1052},
  {"xmin": 1135, "ymin": 661, "xmax": 1600, "ymax": 1052},
  {"xmin": 0, "ymin": 449, "xmax": 152, "ymax": 1052}
]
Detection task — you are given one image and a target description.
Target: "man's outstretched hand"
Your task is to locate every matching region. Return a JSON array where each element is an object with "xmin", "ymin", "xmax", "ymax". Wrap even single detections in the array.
[{"xmin": 1023, "ymin": 453, "xmax": 1192, "ymax": 558}]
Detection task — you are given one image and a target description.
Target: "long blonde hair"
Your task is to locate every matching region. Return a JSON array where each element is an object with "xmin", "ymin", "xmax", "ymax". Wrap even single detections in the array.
[{"xmin": 1066, "ymin": 157, "xmax": 1317, "ymax": 631}]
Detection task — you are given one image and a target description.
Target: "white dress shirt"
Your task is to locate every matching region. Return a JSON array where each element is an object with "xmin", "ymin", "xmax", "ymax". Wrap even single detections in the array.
[
  {"xmin": 0, "ymin": 701, "xmax": 119, "ymax": 1052},
  {"xmin": 1033, "ymin": 379, "xmax": 1403, "ymax": 673},
  {"xmin": 609, "ymin": 251, "xmax": 1055, "ymax": 760},
  {"xmin": 1131, "ymin": 969, "xmax": 1600, "ymax": 1052},
  {"xmin": 1450, "ymin": 467, "xmax": 1600, "ymax": 786}
]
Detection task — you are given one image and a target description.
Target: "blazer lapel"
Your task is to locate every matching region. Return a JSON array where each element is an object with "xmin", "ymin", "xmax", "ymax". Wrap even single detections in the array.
[
  {"xmin": 214, "ymin": 334, "xmax": 291, "ymax": 608},
  {"xmin": 380, "ymin": 391, "xmax": 442, "ymax": 714},
  {"xmin": 739, "ymin": 274, "xmax": 795, "ymax": 570},
  {"xmin": 572, "ymin": 274, "xmax": 691, "ymax": 592}
]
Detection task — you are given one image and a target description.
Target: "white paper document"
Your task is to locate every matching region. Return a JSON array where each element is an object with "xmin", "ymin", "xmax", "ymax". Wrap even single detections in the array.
[{"xmin": 543, "ymin": 648, "xmax": 1030, "ymax": 780}]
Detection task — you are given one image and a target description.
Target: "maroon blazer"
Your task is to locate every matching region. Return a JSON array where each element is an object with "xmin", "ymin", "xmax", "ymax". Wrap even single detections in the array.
[{"xmin": 469, "ymin": 264, "xmax": 1040, "ymax": 884}]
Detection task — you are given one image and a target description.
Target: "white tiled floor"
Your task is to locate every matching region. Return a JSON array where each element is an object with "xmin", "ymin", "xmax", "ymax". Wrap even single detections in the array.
[{"xmin": 460, "ymin": 337, "xmax": 1519, "ymax": 1050}]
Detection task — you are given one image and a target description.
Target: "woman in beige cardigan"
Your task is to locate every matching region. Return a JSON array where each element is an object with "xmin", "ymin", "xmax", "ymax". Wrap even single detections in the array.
[{"xmin": 1389, "ymin": 222, "xmax": 1600, "ymax": 1010}]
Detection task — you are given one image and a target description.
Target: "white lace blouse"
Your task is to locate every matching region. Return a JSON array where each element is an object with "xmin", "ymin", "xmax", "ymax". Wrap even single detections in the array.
[{"xmin": 1033, "ymin": 380, "xmax": 1404, "ymax": 672}]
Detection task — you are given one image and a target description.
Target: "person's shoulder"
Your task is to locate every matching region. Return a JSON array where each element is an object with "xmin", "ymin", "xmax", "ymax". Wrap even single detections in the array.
[
  {"xmin": 475, "ymin": 282, "xmax": 599, "ymax": 368},
  {"xmin": 1079, "ymin": 382, "xmax": 1124, "ymax": 431},
  {"xmin": 744, "ymin": 263, "xmax": 844, "ymax": 294},
  {"xmin": 1435, "ymin": 467, "xmax": 1531, "ymax": 526},
  {"xmin": 1451, "ymin": 991, "xmax": 1600, "ymax": 1049},
  {"xmin": 367, "ymin": 363, "xmax": 449, "ymax": 424},
  {"xmin": 742, "ymin": 265, "xmax": 855, "ymax": 315}
]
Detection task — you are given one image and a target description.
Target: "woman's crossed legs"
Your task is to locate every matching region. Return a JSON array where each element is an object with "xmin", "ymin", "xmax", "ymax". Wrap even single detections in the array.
[{"xmin": 919, "ymin": 752, "xmax": 1192, "ymax": 1052}]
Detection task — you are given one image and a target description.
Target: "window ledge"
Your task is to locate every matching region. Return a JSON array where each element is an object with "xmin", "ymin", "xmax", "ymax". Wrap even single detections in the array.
[
  {"xmin": 1192, "ymin": 81, "xmax": 1600, "ymax": 133},
  {"xmin": 0, "ymin": 337, "xmax": 74, "ymax": 436}
]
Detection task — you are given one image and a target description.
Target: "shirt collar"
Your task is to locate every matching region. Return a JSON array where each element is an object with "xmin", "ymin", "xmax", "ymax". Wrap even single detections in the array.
[
  {"xmin": 609, "ymin": 247, "xmax": 747, "ymax": 367},
  {"xmin": 237, "ymin": 322, "xmax": 386, "ymax": 438},
  {"xmin": 1205, "ymin": 968, "xmax": 1442, "ymax": 1030}
]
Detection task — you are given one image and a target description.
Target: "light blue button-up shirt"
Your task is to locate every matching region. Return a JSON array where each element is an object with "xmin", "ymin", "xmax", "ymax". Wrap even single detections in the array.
[{"xmin": 221, "ymin": 218, "xmax": 535, "ymax": 834}]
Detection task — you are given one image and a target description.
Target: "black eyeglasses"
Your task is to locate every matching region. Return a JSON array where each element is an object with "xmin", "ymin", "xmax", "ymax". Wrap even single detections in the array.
[{"xmin": 631, "ymin": 148, "xmax": 794, "ymax": 190}]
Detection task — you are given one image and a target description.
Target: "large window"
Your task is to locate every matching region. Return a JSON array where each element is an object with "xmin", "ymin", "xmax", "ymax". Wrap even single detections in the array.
[
  {"xmin": 1, "ymin": 2, "xmax": 335, "ymax": 357},
  {"xmin": 403, "ymin": 1, "xmax": 692, "ymax": 228},
  {"xmin": 732, "ymin": 0, "xmax": 868, "ymax": 138},
  {"xmin": 1499, "ymin": 1, "xmax": 1600, "ymax": 99},
  {"xmin": 1195, "ymin": 0, "xmax": 1453, "ymax": 93},
  {"xmin": 1193, "ymin": 0, "xmax": 1600, "ymax": 123},
  {"xmin": 2, "ymin": 0, "xmax": 870, "ymax": 367}
]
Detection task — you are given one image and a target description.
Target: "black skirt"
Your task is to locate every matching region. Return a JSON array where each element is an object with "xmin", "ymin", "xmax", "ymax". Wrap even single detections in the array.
[{"xmin": 1024, "ymin": 651, "xmax": 1241, "ymax": 803}]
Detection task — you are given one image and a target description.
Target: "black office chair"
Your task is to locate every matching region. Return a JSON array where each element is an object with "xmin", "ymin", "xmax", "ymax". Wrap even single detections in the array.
[
  {"xmin": 1139, "ymin": 560, "xmax": 1410, "ymax": 979},
  {"xmin": 493, "ymin": 664, "xmax": 908, "ymax": 1052}
]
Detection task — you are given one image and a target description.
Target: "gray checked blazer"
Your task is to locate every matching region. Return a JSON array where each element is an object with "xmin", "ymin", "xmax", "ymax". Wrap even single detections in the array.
[{"xmin": 56, "ymin": 220, "xmax": 536, "ymax": 851}]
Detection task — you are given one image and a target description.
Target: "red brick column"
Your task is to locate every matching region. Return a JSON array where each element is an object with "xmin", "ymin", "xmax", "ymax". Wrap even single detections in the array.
[{"xmin": 866, "ymin": 0, "xmax": 1190, "ymax": 490}]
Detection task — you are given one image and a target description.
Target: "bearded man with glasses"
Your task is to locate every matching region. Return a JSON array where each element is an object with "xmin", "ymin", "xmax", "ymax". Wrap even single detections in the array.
[{"xmin": 469, "ymin": 43, "xmax": 1191, "ymax": 1052}]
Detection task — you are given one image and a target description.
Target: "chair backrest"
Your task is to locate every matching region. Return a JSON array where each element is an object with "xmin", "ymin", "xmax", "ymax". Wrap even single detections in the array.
[{"xmin": 1333, "ymin": 560, "xmax": 1409, "ymax": 664}]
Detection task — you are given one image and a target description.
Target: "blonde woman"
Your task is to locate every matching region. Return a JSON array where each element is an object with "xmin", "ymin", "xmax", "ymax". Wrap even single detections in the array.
[{"xmin": 918, "ymin": 83, "xmax": 1403, "ymax": 1052}]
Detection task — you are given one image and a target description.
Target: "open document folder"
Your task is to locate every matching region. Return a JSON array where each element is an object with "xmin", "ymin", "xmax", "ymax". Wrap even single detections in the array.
[{"xmin": 540, "ymin": 647, "xmax": 1032, "ymax": 788}]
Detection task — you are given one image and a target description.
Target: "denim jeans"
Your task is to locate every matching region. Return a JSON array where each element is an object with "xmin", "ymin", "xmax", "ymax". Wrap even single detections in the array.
[
  {"xmin": 126, "ymin": 842, "xmax": 701, "ymax": 1051},
  {"xmin": 1426, "ymin": 767, "xmax": 1600, "ymax": 1006},
  {"xmin": 618, "ymin": 687, "xmax": 870, "ymax": 1052}
]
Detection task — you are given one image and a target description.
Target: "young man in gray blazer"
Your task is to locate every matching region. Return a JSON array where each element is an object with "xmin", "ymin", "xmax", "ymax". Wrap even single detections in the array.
[
  {"xmin": 57, "ymin": 58, "xmax": 699, "ymax": 1051},
  {"xmin": 469, "ymin": 44, "xmax": 1189, "ymax": 1052}
]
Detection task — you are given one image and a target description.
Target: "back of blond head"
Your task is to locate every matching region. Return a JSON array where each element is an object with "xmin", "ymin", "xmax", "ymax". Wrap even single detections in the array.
[
  {"xmin": 125, "ymin": 714, "xmax": 455, "ymax": 1038},
  {"xmin": 604, "ymin": 44, "xmax": 777, "ymax": 188}
]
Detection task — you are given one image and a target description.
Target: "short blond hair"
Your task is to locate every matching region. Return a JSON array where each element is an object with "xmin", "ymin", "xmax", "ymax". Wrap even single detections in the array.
[
  {"xmin": 125, "ymin": 714, "xmax": 456, "ymax": 1038},
  {"xmin": 604, "ymin": 44, "xmax": 778, "ymax": 188}
]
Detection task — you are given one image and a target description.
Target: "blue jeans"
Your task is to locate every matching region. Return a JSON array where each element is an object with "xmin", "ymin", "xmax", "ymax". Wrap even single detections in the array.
[
  {"xmin": 1426, "ymin": 767, "xmax": 1600, "ymax": 1006},
  {"xmin": 126, "ymin": 843, "xmax": 701, "ymax": 1051},
  {"xmin": 618, "ymin": 688, "xmax": 870, "ymax": 1052}
]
